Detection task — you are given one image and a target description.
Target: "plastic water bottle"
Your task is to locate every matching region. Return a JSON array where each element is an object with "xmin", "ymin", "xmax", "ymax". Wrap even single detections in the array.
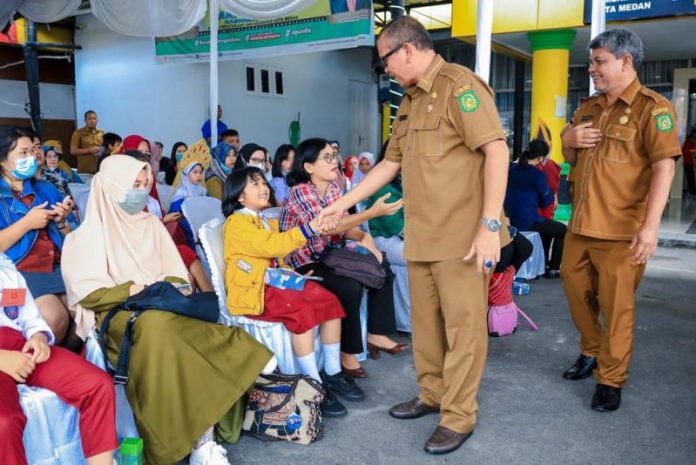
[{"xmin": 119, "ymin": 438, "xmax": 143, "ymax": 465}]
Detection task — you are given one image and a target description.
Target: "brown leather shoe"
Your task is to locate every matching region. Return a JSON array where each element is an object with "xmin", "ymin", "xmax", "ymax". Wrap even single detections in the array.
[
  {"xmin": 367, "ymin": 342, "xmax": 410, "ymax": 359},
  {"xmin": 424, "ymin": 426, "xmax": 473, "ymax": 455},
  {"xmin": 342, "ymin": 364, "xmax": 367, "ymax": 379},
  {"xmin": 389, "ymin": 397, "xmax": 439, "ymax": 419}
]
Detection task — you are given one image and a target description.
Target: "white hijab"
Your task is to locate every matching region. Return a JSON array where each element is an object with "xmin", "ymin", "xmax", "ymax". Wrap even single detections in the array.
[
  {"xmin": 351, "ymin": 151, "xmax": 375, "ymax": 186},
  {"xmin": 61, "ymin": 155, "xmax": 189, "ymax": 339},
  {"xmin": 171, "ymin": 162, "xmax": 208, "ymax": 204}
]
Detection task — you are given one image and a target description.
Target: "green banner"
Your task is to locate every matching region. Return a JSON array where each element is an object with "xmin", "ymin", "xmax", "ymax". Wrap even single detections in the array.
[{"xmin": 155, "ymin": 1, "xmax": 374, "ymax": 63}]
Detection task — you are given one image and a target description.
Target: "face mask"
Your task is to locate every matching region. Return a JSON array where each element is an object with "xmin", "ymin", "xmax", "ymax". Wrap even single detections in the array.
[
  {"xmin": 11, "ymin": 156, "xmax": 38, "ymax": 180},
  {"xmin": 119, "ymin": 188, "xmax": 150, "ymax": 214},
  {"xmin": 249, "ymin": 162, "xmax": 265, "ymax": 171},
  {"xmin": 175, "ymin": 152, "xmax": 184, "ymax": 161}
]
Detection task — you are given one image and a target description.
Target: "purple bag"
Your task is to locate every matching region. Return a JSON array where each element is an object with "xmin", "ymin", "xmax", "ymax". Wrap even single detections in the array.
[
  {"xmin": 487, "ymin": 302, "xmax": 538, "ymax": 337},
  {"xmin": 319, "ymin": 246, "xmax": 386, "ymax": 289}
]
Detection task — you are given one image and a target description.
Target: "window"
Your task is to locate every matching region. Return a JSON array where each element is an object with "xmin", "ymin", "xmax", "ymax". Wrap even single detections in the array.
[
  {"xmin": 246, "ymin": 67, "xmax": 255, "ymax": 92},
  {"xmin": 275, "ymin": 71, "xmax": 284, "ymax": 95},
  {"xmin": 260, "ymin": 69, "xmax": 270, "ymax": 94}
]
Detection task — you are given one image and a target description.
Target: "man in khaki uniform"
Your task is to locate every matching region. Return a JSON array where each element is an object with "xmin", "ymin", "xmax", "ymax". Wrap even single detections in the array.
[
  {"xmin": 70, "ymin": 110, "xmax": 104, "ymax": 174},
  {"xmin": 561, "ymin": 29, "xmax": 679, "ymax": 412},
  {"xmin": 321, "ymin": 17, "xmax": 510, "ymax": 454}
]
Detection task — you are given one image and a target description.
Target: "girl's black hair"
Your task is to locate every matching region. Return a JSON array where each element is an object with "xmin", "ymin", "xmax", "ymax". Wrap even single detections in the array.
[
  {"xmin": 170, "ymin": 141, "xmax": 187, "ymax": 160},
  {"xmin": 286, "ymin": 137, "xmax": 330, "ymax": 187},
  {"xmin": 222, "ymin": 166, "xmax": 278, "ymax": 217},
  {"xmin": 0, "ymin": 125, "xmax": 32, "ymax": 174},
  {"xmin": 271, "ymin": 144, "xmax": 295, "ymax": 178},
  {"xmin": 518, "ymin": 139, "xmax": 549, "ymax": 167},
  {"xmin": 102, "ymin": 132, "xmax": 122, "ymax": 149}
]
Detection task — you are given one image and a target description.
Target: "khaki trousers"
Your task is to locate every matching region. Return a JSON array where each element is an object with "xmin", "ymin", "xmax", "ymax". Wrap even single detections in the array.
[
  {"xmin": 560, "ymin": 232, "xmax": 646, "ymax": 387},
  {"xmin": 408, "ymin": 258, "xmax": 488, "ymax": 434}
]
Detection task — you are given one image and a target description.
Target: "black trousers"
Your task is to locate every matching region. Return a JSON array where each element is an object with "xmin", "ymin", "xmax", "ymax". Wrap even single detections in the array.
[
  {"xmin": 297, "ymin": 260, "xmax": 396, "ymax": 354},
  {"xmin": 685, "ymin": 164, "xmax": 696, "ymax": 195},
  {"xmin": 529, "ymin": 220, "xmax": 567, "ymax": 270},
  {"xmin": 495, "ymin": 232, "xmax": 534, "ymax": 273}
]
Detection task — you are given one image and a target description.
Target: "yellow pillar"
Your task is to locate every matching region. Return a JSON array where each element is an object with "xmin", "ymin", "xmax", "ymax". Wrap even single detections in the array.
[
  {"xmin": 382, "ymin": 102, "xmax": 392, "ymax": 144},
  {"xmin": 528, "ymin": 29, "xmax": 576, "ymax": 163}
]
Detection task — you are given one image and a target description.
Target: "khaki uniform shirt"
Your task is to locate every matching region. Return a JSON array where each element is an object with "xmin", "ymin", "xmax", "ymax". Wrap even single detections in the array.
[
  {"xmin": 568, "ymin": 79, "xmax": 680, "ymax": 241},
  {"xmin": 385, "ymin": 55, "xmax": 509, "ymax": 262},
  {"xmin": 70, "ymin": 126, "xmax": 104, "ymax": 174}
]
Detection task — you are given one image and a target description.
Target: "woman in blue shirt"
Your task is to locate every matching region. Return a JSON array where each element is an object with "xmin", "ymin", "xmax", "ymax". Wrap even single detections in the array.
[
  {"xmin": 0, "ymin": 126, "xmax": 74, "ymax": 345},
  {"xmin": 269, "ymin": 144, "xmax": 294, "ymax": 203},
  {"xmin": 504, "ymin": 140, "xmax": 566, "ymax": 277}
]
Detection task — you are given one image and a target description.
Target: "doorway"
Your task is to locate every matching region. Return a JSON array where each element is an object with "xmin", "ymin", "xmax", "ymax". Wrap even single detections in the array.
[{"xmin": 348, "ymin": 79, "xmax": 378, "ymax": 158}]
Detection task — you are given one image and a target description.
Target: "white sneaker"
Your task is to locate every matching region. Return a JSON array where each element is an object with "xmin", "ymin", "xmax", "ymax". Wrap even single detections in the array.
[{"xmin": 189, "ymin": 441, "xmax": 231, "ymax": 465}]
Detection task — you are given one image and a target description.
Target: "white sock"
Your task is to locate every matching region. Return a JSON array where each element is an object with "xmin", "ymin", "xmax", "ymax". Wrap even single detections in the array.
[
  {"xmin": 296, "ymin": 353, "xmax": 321, "ymax": 382},
  {"xmin": 322, "ymin": 342, "xmax": 341, "ymax": 376}
]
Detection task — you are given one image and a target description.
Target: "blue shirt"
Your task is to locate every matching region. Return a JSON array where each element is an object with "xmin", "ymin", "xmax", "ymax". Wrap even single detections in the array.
[
  {"xmin": 504, "ymin": 163, "xmax": 554, "ymax": 231},
  {"xmin": 201, "ymin": 119, "xmax": 228, "ymax": 142},
  {"xmin": 269, "ymin": 176, "xmax": 290, "ymax": 204},
  {"xmin": 0, "ymin": 179, "xmax": 65, "ymax": 264}
]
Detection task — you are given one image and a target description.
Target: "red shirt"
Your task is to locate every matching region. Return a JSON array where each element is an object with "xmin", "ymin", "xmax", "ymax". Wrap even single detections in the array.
[
  {"xmin": 536, "ymin": 159, "xmax": 561, "ymax": 220},
  {"xmin": 13, "ymin": 192, "xmax": 60, "ymax": 273}
]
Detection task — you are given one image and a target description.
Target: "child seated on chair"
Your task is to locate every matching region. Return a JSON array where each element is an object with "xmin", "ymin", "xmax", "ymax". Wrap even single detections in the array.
[
  {"xmin": 222, "ymin": 166, "xmax": 364, "ymax": 418},
  {"xmin": 0, "ymin": 253, "xmax": 117, "ymax": 465}
]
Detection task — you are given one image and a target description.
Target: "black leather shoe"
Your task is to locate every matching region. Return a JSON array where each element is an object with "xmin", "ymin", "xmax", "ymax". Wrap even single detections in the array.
[
  {"xmin": 591, "ymin": 384, "xmax": 621, "ymax": 412},
  {"xmin": 322, "ymin": 371, "xmax": 365, "ymax": 402},
  {"xmin": 389, "ymin": 397, "xmax": 439, "ymax": 419},
  {"xmin": 562, "ymin": 354, "xmax": 597, "ymax": 380},
  {"xmin": 424, "ymin": 426, "xmax": 473, "ymax": 455},
  {"xmin": 320, "ymin": 389, "xmax": 347, "ymax": 417}
]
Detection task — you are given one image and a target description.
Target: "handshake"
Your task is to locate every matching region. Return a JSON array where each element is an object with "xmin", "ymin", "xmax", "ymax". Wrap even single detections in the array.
[{"xmin": 308, "ymin": 211, "xmax": 343, "ymax": 234}]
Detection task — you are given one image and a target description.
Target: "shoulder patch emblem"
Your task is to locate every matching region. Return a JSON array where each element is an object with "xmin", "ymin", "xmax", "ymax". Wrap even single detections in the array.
[
  {"xmin": 457, "ymin": 89, "xmax": 479, "ymax": 113},
  {"xmin": 453, "ymin": 85, "xmax": 471, "ymax": 97},
  {"xmin": 651, "ymin": 107, "xmax": 669, "ymax": 116},
  {"xmin": 655, "ymin": 113, "xmax": 673, "ymax": 132}
]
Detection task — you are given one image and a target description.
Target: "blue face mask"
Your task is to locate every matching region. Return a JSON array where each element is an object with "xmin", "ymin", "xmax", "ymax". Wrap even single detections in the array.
[
  {"xmin": 119, "ymin": 188, "xmax": 150, "ymax": 214},
  {"xmin": 175, "ymin": 152, "xmax": 184, "ymax": 161},
  {"xmin": 12, "ymin": 156, "xmax": 38, "ymax": 180}
]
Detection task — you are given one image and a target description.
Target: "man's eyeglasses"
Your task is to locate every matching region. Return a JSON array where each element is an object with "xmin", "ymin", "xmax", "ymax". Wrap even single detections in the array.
[{"xmin": 378, "ymin": 40, "xmax": 412, "ymax": 68}]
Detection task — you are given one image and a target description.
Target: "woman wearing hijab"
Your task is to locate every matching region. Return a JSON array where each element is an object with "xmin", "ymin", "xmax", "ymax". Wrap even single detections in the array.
[
  {"xmin": 168, "ymin": 161, "xmax": 208, "ymax": 248},
  {"xmin": 350, "ymin": 152, "xmax": 374, "ymax": 187},
  {"xmin": 39, "ymin": 145, "xmax": 72, "ymax": 198},
  {"xmin": 61, "ymin": 155, "xmax": 273, "ymax": 465},
  {"xmin": 235, "ymin": 143, "xmax": 270, "ymax": 178},
  {"xmin": 205, "ymin": 142, "xmax": 237, "ymax": 200}
]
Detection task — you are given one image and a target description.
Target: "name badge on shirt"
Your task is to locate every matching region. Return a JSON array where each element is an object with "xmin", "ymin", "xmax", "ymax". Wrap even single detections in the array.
[
  {"xmin": 236, "ymin": 259, "xmax": 253, "ymax": 274},
  {"xmin": 1, "ymin": 288, "xmax": 26, "ymax": 307}
]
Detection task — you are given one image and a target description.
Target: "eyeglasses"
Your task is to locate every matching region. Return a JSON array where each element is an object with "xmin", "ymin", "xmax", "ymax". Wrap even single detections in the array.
[
  {"xmin": 249, "ymin": 157, "xmax": 266, "ymax": 164},
  {"xmin": 378, "ymin": 40, "xmax": 412, "ymax": 68},
  {"xmin": 318, "ymin": 153, "xmax": 338, "ymax": 164}
]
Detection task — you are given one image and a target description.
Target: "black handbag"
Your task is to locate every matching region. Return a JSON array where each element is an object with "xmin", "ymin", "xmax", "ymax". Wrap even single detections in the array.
[
  {"xmin": 318, "ymin": 246, "xmax": 386, "ymax": 289},
  {"xmin": 98, "ymin": 281, "xmax": 220, "ymax": 384}
]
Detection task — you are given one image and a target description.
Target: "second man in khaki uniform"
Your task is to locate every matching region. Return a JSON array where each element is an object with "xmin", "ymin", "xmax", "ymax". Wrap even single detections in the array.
[{"xmin": 70, "ymin": 110, "xmax": 104, "ymax": 174}]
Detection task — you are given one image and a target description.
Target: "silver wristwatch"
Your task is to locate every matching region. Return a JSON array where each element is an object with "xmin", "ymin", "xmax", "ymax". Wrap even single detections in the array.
[{"xmin": 480, "ymin": 218, "xmax": 502, "ymax": 232}]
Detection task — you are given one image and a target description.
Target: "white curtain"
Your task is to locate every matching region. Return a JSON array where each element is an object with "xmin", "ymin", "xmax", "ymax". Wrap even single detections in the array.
[
  {"xmin": 218, "ymin": 0, "xmax": 316, "ymax": 20},
  {"xmin": 90, "ymin": 0, "xmax": 207, "ymax": 37},
  {"xmin": 1, "ymin": 0, "xmax": 81, "ymax": 30}
]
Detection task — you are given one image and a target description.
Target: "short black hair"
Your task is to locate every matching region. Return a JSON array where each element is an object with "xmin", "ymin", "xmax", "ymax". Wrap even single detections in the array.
[
  {"xmin": 102, "ymin": 132, "xmax": 122, "ymax": 149},
  {"xmin": 272, "ymin": 144, "xmax": 295, "ymax": 178},
  {"xmin": 221, "ymin": 128, "xmax": 239, "ymax": 139},
  {"xmin": 286, "ymin": 138, "xmax": 330, "ymax": 187},
  {"xmin": 222, "ymin": 166, "xmax": 269, "ymax": 217},
  {"xmin": 84, "ymin": 110, "xmax": 96, "ymax": 119}
]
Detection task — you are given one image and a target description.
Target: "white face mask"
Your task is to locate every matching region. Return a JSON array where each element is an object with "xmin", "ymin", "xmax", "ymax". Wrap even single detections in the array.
[{"xmin": 249, "ymin": 162, "xmax": 266, "ymax": 172}]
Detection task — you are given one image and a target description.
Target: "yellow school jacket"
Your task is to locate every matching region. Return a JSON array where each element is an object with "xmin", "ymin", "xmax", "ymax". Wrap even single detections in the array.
[{"xmin": 223, "ymin": 212, "xmax": 308, "ymax": 315}]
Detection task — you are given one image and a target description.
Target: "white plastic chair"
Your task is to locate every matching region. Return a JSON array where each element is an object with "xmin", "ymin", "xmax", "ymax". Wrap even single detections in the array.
[
  {"xmin": 181, "ymin": 197, "xmax": 223, "ymax": 244},
  {"xmin": 74, "ymin": 189, "xmax": 90, "ymax": 221},
  {"xmin": 155, "ymin": 184, "xmax": 173, "ymax": 212},
  {"xmin": 67, "ymin": 183, "xmax": 89, "ymax": 200},
  {"xmin": 77, "ymin": 173, "xmax": 93, "ymax": 186},
  {"xmin": 516, "ymin": 231, "xmax": 546, "ymax": 280},
  {"xmin": 21, "ymin": 330, "xmax": 138, "ymax": 465},
  {"xmin": 199, "ymin": 217, "xmax": 323, "ymax": 374}
]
